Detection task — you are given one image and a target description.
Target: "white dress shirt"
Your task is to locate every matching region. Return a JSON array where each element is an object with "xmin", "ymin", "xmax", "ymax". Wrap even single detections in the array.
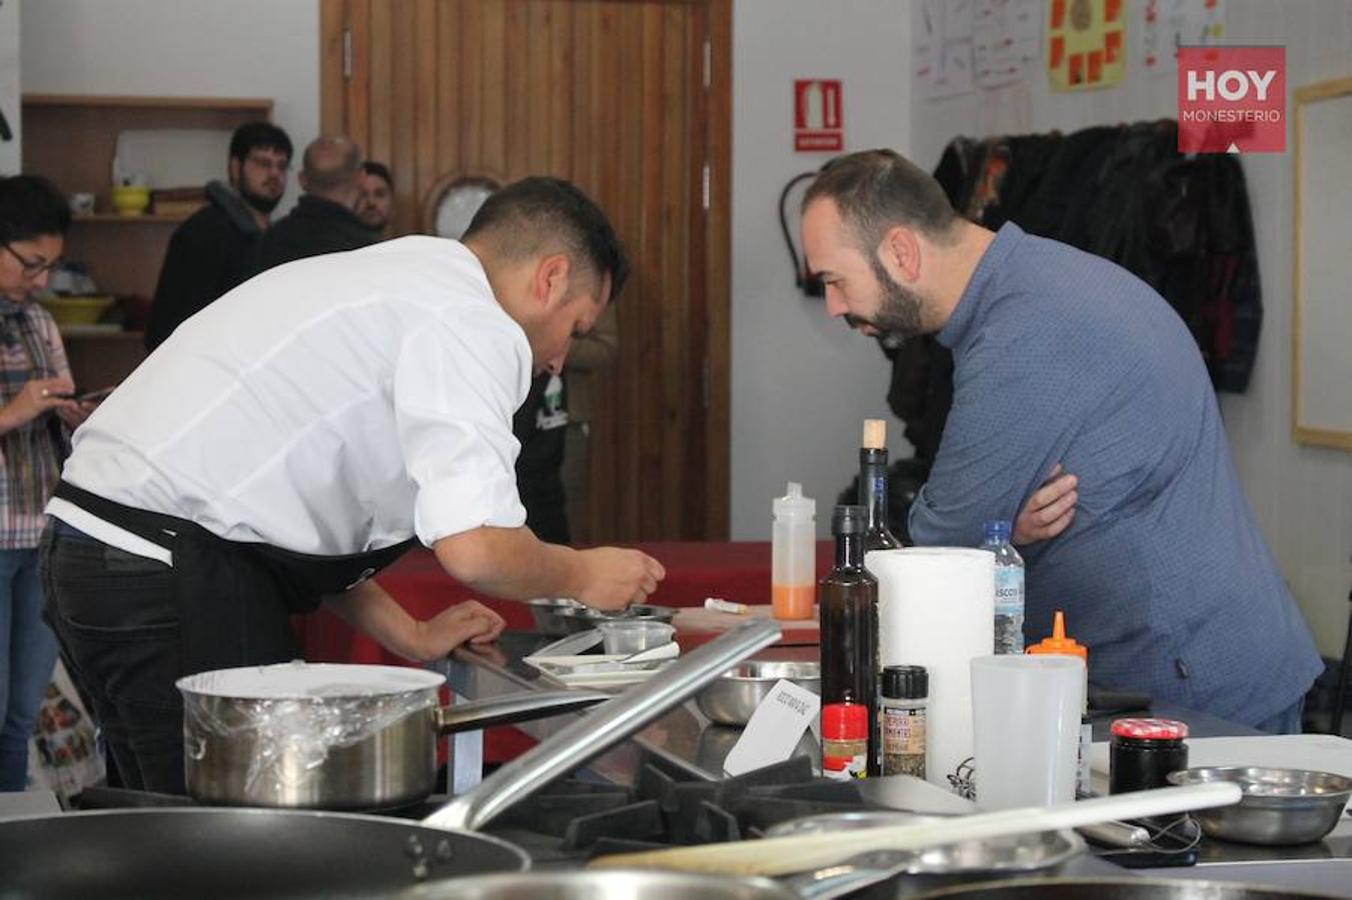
[{"xmin": 49, "ymin": 236, "xmax": 531, "ymax": 562}]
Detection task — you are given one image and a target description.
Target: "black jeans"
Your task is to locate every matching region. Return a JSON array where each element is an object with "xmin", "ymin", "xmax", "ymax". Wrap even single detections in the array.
[{"xmin": 39, "ymin": 521, "xmax": 297, "ymax": 794}]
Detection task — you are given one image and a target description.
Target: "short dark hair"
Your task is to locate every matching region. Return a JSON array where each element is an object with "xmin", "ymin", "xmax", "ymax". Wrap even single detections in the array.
[
  {"xmin": 0, "ymin": 174, "xmax": 72, "ymax": 242},
  {"xmin": 361, "ymin": 160, "xmax": 392, "ymax": 186},
  {"xmin": 228, "ymin": 121, "xmax": 294, "ymax": 165},
  {"xmin": 462, "ymin": 176, "xmax": 629, "ymax": 299},
  {"xmin": 803, "ymin": 149, "xmax": 958, "ymax": 251}
]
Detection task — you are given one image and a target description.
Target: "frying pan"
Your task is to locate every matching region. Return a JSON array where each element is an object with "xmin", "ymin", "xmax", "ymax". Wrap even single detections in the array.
[{"xmin": 0, "ymin": 619, "xmax": 782, "ymax": 899}]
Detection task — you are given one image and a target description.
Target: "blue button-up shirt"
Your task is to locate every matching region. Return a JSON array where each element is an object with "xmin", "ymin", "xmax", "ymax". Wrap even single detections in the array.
[{"xmin": 909, "ymin": 223, "xmax": 1321, "ymax": 727}]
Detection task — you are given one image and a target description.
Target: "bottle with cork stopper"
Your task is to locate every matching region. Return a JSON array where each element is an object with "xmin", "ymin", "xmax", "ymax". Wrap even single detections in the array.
[
  {"xmin": 1027, "ymin": 609, "xmax": 1092, "ymax": 796},
  {"xmin": 860, "ymin": 419, "xmax": 902, "ymax": 553},
  {"xmin": 771, "ymin": 482, "xmax": 816, "ymax": 620}
]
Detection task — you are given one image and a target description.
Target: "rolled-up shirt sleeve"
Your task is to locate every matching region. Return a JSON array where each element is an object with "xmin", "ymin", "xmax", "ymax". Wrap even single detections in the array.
[{"xmin": 393, "ymin": 307, "xmax": 532, "ymax": 545}]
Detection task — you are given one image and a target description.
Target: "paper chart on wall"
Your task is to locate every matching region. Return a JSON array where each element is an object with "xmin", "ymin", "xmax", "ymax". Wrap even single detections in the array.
[
  {"xmin": 1046, "ymin": 0, "xmax": 1127, "ymax": 92},
  {"xmin": 914, "ymin": 0, "xmax": 976, "ymax": 101},
  {"xmin": 973, "ymin": 0, "xmax": 1042, "ymax": 89},
  {"xmin": 1140, "ymin": 0, "xmax": 1225, "ymax": 73}
]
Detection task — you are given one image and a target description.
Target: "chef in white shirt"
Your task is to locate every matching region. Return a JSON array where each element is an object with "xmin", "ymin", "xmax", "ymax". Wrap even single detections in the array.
[{"xmin": 39, "ymin": 176, "xmax": 664, "ymax": 793}]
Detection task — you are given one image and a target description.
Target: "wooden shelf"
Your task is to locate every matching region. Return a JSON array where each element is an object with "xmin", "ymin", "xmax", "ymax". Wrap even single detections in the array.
[
  {"xmin": 58, "ymin": 326, "xmax": 144, "ymax": 340},
  {"xmin": 23, "ymin": 94, "xmax": 272, "ymax": 112},
  {"xmin": 74, "ymin": 213, "xmax": 191, "ymax": 224}
]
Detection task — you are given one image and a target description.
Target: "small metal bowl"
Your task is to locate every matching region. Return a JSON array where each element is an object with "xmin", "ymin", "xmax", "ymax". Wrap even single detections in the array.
[
  {"xmin": 1167, "ymin": 766, "xmax": 1352, "ymax": 845},
  {"xmin": 551, "ymin": 603, "xmax": 677, "ymax": 635},
  {"xmin": 695, "ymin": 660, "xmax": 821, "ymax": 726},
  {"xmin": 525, "ymin": 598, "xmax": 585, "ymax": 637},
  {"xmin": 765, "ymin": 811, "xmax": 1085, "ymax": 875}
]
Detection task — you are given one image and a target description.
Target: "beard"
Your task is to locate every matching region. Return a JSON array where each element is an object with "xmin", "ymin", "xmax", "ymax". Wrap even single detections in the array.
[
  {"xmin": 240, "ymin": 185, "xmax": 283, "ymax": 215},
  {"xmin": 844, "ymin": 254, "xmax": 925, "ymax": 339}
]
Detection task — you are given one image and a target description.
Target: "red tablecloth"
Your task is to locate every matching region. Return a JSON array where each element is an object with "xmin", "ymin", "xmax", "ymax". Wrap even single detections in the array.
[{"xmin": 297, "ymin": 540, "xmax": 833, "ymax": 666}]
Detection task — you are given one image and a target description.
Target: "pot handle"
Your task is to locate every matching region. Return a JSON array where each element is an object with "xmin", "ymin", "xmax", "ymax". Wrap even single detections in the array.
[{"xmin": 435, "ymin": 690, "xmax": 611, "ymax": 734}]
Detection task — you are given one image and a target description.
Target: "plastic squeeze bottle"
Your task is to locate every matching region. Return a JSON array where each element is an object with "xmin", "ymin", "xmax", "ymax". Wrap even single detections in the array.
[
  {"xmin": 1027, "ymin": 609, "xmax": 1092, "ymax": 796},
  {"xmin": 771, "ymin": 482, "xmax": 816, "ymax": 620}
]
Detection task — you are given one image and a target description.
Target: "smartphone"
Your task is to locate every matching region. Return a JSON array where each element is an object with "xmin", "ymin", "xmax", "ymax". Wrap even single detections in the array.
[{"xmin": 72, "ymin": 386, "xmax": 115, "ymax": 404}]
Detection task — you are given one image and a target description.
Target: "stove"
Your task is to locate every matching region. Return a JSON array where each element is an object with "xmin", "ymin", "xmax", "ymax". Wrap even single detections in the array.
[{"xmin": 68, "ymin": 754, "xmax": 1127, "ymax": 896}]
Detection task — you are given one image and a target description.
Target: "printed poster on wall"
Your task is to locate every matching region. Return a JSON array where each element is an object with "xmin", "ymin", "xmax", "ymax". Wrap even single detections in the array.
[
  {"xmin": 1141, "ymin": 0, "xmax": 1225, "ymax": 73},
  {"xmin": 974, "ymin": 0, "xmax": 1042, "ymax": 90},
  {"xmin": 1047, "ymin": 0, "xmax": 1126, "ymax": 92},
  {"xmin": 0, "ymin": 0, "xmax": 19, "ymax": 174},
  {"xmin": 914, "ymin": 0, "xmax": 976, "ymax": 101}
]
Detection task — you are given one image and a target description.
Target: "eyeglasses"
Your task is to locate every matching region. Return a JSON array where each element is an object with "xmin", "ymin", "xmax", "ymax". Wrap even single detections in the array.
[{"xmin": 2, "ymin": 244, "xmax": 62, "ymax": 279}]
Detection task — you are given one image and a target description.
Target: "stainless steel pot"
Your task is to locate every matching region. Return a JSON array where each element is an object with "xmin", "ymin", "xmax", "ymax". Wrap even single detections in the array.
[
  {"xmin": 1166, "ymin": 767, "xmax": 1352, "ymax": 846},
  {"xmin": 413, "ymin": 870, "xmax": 798, "ymax": 899},
  {"xmin": 912, "ymin": 877, "xmax": 1340, "ymax": 899},
  {"xmin": 695, "ymin": 660, "xmax": 821, "ymax": 726},
  {"xmin": 178, "ymin": 662, "xmax": 610, "ymax": 809}
]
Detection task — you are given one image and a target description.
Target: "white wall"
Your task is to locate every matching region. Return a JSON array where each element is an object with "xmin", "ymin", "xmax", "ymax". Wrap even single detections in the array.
[
  {"xmin": 731, "ymin": 0, "xmax": 913, "ymax": 538},
  {"xmin": 20, "ymin": 0, "xmax": 319, "ymax": 212},
  {"xmin": 909, "ymin": 0, "xmax": 1352, "ymax": 656}
]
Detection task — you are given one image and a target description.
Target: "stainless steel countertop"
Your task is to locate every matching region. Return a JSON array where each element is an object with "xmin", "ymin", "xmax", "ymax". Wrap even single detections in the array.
[{"xmin": 434, "ymin": 630, "xmax": 1352, "ymax": 882}]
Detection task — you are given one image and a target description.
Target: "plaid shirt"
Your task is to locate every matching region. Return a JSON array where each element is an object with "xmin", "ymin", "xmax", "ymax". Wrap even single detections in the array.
[{"xmin": 0, "ymin": 299, "xmax": 71, "ymax": 549}]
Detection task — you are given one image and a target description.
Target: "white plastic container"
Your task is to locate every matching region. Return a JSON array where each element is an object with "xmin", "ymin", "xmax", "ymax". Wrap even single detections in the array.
[
  {"xmin": 771, "ymin": 482, "xmax": 816, "ymax": 620},
  {"xmin": 970, "ymin": 654, "xmax": 1083, "ymax": 810}
]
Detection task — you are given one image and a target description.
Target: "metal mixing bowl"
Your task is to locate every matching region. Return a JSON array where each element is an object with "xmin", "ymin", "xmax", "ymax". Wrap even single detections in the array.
[
  {"xmin": 551, "ymin": 603, "xmax": 677, "ymax": 634},
  {"xmin": 1166, "ymin": 766, "xmax": 1352, "ymax": 845},
  {"xmin": 525, "ymin": 598, "xmax": 585, "ymax": 637},
  {"xmin": 695, "ymin": 660, "xmax": 821, "ymax": 725}
]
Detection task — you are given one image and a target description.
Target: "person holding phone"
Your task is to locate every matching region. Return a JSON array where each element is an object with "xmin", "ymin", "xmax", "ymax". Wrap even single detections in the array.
[{"xmin": 0, "ymin": 174, "xmax": 94, "ymax": 790}]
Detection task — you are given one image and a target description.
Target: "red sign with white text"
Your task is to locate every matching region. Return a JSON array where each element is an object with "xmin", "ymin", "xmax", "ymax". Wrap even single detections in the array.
[
  {"xmin": 1177, "ymin": 46, "xmax": 1285, "ymax": 153},
  {"xmin": 794, "ymin": 79, "xmax": 843, "ymax": 152}
]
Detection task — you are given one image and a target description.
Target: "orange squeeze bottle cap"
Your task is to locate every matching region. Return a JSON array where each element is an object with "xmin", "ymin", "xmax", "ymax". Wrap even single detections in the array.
[{"xmin": 1026, "ymin": 609, "xmax": 1087, "ymax": 661}]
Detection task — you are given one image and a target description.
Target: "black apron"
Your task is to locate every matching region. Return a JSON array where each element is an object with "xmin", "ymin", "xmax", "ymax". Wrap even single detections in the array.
[{"xmin": 52, "ymin": 481, "xmax": 416, "ymax": 672}]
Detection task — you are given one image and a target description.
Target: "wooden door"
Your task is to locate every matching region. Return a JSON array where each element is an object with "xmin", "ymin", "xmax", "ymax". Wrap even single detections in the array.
[{"xmin": 320, "ymin": 0, "xmax": 730, "ymax": 543}]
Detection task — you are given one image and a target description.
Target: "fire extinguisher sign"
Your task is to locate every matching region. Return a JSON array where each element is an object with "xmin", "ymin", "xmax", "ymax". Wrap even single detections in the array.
[{"xmin": 794, "ymin": 79, "xmax": 843, "ymax": 152}]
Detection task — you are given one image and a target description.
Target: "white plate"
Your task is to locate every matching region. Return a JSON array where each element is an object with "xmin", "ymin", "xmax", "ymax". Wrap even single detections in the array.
[{"xmin": 523, "ymin": 653, "xmax": 674, "ymax": 689}]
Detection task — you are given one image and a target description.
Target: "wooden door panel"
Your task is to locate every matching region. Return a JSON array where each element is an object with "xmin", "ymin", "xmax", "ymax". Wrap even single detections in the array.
[{"xmin": 321, "ymin": 0, "xmax": 729, "ymax": 542}]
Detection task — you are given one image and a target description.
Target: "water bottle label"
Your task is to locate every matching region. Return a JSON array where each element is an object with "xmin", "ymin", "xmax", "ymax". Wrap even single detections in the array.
[{"xmin": 993, "ymin": 567, "xmax": 1024, "ymax": 654}]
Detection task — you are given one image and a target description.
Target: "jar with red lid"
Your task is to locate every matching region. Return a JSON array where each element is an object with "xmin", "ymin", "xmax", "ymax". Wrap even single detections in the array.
[
  {"xmin": 821, "ymin": 702, "xmax": 869, "ymax": 781},
  {"xmin": 1109, "ymin": 717, "xmax": 1189, "ymax": 794}
]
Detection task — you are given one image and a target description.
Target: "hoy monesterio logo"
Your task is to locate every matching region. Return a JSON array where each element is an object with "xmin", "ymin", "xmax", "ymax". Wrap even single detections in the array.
[{"xmin": 1177, "ymin": 47, "xmax": 1285, "ymax": 153}]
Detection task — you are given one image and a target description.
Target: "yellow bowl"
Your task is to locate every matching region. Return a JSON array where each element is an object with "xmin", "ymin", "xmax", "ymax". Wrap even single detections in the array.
[
  {"xmin": 38, "ymin": 295, "xmax": 116, "ymax": 326},
  {"xmin": 110, "ymin": 185, "xmax": 151, "ymax": 216}
]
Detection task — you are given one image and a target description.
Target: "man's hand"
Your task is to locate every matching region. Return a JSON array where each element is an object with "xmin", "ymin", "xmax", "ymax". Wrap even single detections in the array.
[
  {"xmin": 574, "ymin": 547, "xmax": 666, "ymax": 611},
  {"xmin": 415, "ymin": 599, "xmax": 506, "ymax": 659},
  {"xmin": 1013, "ymin": 463, "xmax": 1078, "ymax": 545}
]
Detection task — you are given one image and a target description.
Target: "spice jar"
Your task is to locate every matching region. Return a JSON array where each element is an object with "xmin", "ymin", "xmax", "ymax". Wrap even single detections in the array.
[
  {"xmin": 1109, "ymin": 717, "xmax": 1189, "ymax": 794},
  {"xmin": 821, "ymin": 702, "xmax": 868, "ymax": 781},
  {"xmin": 880, "ymin": 665, "xmax": 927, "ymax": 778}
]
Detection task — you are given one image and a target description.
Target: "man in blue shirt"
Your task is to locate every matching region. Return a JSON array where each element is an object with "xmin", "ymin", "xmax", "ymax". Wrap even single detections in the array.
[{"xmin": 800, "ymin": 149, "xmax": 1320, "ymax": 732}]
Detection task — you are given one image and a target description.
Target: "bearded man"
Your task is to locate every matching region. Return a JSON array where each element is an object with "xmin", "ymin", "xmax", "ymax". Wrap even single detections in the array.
[{"xmin": 144, "ymin": 122, "xmax": 293, "ymax": 351}]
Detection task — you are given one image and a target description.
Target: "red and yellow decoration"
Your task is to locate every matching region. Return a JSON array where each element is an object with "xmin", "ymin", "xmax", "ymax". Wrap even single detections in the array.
[{"xmin": 1047, "ymin": 0, "xmax": 1126, "ymax": 91}]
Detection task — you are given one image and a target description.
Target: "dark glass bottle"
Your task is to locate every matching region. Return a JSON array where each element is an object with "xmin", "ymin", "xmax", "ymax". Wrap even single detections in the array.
[
  {"xmin": 819, "ymin": 504, "xmax": 880, "ymax": 776},
  {"xmin": 859, "ymin": 420, "xmax": 901, "ymax": 552}
]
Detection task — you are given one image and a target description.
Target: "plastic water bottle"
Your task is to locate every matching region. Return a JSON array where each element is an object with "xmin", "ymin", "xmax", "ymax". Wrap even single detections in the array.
[{"xmin": 982, "ymin": 520, "xmax": 1025, "ymax": 654}]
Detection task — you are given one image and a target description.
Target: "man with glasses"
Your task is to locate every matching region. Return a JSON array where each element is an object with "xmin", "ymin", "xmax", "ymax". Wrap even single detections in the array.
[{"xmin": 144, "ymin": 121, "xmax": 293, "ymax": 351}]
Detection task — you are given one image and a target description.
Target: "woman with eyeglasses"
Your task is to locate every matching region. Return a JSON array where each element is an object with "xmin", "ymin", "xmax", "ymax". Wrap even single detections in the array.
[{"xmin": 0, "ymin": 174, "xmax": 92, "ymax": 790}]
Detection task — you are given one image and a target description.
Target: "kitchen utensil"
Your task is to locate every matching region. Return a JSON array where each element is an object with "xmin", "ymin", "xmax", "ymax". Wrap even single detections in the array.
[
  {"xmin": 178, "ymin": 662, "xmax": 610, "ymax": 810},
  {"xmin": 765, "ymin": 810, "xmax": 1086, "ymax": 874},
  {"xmin": 527, "ymin": 598, "xmax": 586, "ymax": 637},
  {"xmin": 410, "ymin": 870, "xmax": 798, "ymax": 899},
  {"xmin": 596, "ymin": 619, "xmax": 675, "ymax": 655},
  {"xmin": 573, "ymin": 640, "xmax": 681, "ymax": 670},
  {"xmin": 1166, "ymin": 766, "xmax": 1352, "ymax": 845},
  {"xmin": 425, "ymin": 618, "xmax": 783, "ymax": 830},
  {"xmin": 533, "ymin": 628, "xmax": 604, "ymax": 658},
  {"xmin": 110, "ymin": 183, "xmax": 151, "ymax": 215},
  {"xmin": 552, "ymin": 603, "xmax": 678, "ymax": 634},
  {"xmin": 695, "ymin": 660, "xmax": 821, "ymax": 726},
  {"xmin": 909, "ymin": 877, "xmax": 1340, "ymax": 899},
  {"xmin": 0, "ymin": 620, "xmax": 784, "ymax": 898},
  {"xmin": 971, "ymin": 655, "xmax": 1083, "ymax": 810},
  {"xmin": 587, "ymin": 782, "xmax": 1243, "ymax": 876}
]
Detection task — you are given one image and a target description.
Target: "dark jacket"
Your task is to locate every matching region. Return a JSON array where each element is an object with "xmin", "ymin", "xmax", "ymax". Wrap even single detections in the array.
[
  {"xmin": 513, "ymin": 373, "xmax": 570, "ymax": 545},
  {"xmin": 145, "ymin": 181, "xmax": 262, "ymax": 351},
  {"xmin": 256, "ymin": 195, "xmax": 378, "ymax": 272}
]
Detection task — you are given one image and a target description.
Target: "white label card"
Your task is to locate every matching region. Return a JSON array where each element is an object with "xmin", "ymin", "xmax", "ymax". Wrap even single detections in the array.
[{"xmin": 722, "ymin": 679, "xmax": 821, "ymax": 777}]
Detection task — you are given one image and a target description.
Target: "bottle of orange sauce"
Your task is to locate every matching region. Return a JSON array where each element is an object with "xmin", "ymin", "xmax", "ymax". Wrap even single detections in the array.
[{"xmin": 771, "ymin": 482, "xmax": 816, "ymax": 619}]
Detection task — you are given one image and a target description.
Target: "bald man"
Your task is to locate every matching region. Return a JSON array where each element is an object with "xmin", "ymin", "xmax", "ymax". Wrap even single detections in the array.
[{"xmin": 256, "ymin": 135, "xmax": 380, "ymax": 272}]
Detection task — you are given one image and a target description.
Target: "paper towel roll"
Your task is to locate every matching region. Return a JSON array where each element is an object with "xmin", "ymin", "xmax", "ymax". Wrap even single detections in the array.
[{"xmin": 866, "ymin": 547, "xmax": 994, "ymax": 792}]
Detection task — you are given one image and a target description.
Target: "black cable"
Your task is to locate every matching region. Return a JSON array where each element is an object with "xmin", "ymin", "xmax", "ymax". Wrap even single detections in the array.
[{"xmin": 779, "ymin": 171, "xmax": 823, "ymax": 297}]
